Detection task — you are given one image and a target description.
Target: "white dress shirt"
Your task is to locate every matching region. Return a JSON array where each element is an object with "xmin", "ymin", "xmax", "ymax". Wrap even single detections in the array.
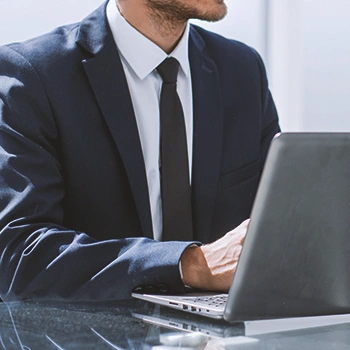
[{"xmin": 106, "ymin": 0, "xmax": 193, "ymax": 241}]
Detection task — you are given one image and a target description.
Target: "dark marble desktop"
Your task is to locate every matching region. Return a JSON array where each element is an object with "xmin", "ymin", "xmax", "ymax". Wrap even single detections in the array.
[{"xmin": 1, "ymin": 299, "xmax": 350, "ymax": 349}]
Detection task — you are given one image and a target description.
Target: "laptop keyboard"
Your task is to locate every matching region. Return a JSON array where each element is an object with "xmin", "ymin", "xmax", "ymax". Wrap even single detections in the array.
[{"xmin": 182, "ymin": 294, "xmax": 228, "ymax": 308}]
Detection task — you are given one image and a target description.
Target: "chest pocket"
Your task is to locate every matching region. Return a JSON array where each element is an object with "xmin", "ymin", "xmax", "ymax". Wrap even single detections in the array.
[{"xmin": 220, "ymin": 158, "xmax": 261, "ymax": 189}]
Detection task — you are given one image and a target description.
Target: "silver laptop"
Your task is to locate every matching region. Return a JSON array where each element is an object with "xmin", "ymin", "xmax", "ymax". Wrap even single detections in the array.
[
  {"xmin": 132, "ymin": 307, "xmax": 350, "ymax": 338},
  {"xmin": 133, "ymin": 133, "xmax": 350, "ymax": 322}
]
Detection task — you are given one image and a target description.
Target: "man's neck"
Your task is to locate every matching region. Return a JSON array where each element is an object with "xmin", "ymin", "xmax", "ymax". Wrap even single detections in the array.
[{"xmin": 116, "ymin": 0, "xmax": 187, "ymax": 54}]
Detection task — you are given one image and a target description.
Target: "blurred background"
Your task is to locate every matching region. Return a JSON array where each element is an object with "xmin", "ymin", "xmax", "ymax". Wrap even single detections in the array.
[{"xmin": 1, "ymin": 0, "xmax": 349, "ymax": 132}]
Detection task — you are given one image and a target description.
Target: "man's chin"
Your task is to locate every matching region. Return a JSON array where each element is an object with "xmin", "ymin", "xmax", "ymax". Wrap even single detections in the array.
[{"xmin": 197, "ymin": 5, "xmax": 227, "ymax": 23}]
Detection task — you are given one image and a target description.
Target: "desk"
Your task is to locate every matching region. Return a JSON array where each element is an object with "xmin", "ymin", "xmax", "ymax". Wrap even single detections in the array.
[{"xmin": 1, "ymin": 300, "xmax": 350, "ymax": 349}]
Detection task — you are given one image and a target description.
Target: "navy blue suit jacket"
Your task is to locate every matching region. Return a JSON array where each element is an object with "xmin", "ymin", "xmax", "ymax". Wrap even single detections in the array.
[{"xmin": 0, "ymin": 2, "xmax": 280, "ymax": 301}]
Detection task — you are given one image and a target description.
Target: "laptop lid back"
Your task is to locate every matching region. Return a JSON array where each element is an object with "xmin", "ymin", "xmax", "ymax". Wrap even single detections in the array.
[{"xmin": 224, "ymin": 133, "xmax": 350, "ymax": 322}]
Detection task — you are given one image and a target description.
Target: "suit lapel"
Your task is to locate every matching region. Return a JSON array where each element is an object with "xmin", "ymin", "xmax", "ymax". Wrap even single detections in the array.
[
  {"xmin": 75, "ymin": 7, "xmax": 223, "ymax": 242},
  {"xmin": 189, "ymin": 27, "xmax": 224, "ymax": 243},
  {"xmin": 76, "ymin": 4, "xmax": 153, "ymax": 238}
]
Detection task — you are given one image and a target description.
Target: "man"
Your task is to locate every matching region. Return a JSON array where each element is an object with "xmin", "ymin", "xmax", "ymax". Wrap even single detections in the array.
[{"xmin": 0, "ymin": 0, "xmax": 280, "ymax": 301}]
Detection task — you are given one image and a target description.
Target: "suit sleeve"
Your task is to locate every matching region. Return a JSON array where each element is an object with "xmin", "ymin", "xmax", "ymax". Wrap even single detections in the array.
[
  {"xmin": 252, "ymin": 48, "xmax": 281, "ymax": 170},
  {"xmin": 0, "ymin": 46, "xmax": 194, "ymax": 301}
]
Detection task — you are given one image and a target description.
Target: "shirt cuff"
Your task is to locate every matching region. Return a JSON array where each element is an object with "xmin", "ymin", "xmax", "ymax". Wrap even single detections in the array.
[{"xmin": 179, "ymin": 244, "xmax": 199, "ymax": 280}]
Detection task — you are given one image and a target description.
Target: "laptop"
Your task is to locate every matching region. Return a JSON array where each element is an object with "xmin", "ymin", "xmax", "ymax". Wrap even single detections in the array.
[
  {"xmin": 132, "ymin": 307, "xmax": 350, "ymax": 349},
  {"xmin": 133, "ymin": 133, "xmax": 350, "ymax": 322},
  {"xmin": 132, "ymin": 305, "xmax": 350, "ymax": 338}
]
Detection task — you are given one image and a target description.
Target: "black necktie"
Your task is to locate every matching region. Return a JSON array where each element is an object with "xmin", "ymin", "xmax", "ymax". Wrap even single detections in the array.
[{"xmin": 157, "ymin": 57, "xmax": 193, "ymax": 241}]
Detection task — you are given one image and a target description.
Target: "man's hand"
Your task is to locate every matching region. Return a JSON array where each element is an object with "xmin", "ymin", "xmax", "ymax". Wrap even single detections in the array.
[{"xmin": 180, "ymin": 219, "xmax": 249, "ymax": 292}]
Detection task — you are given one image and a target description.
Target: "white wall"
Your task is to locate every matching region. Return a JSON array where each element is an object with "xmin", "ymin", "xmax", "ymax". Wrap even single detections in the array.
[
  {"xmin": 268, "ymin": 0, "xmax": 350, "ymax": 132},
  {"xmin": 192, "ymin": 0, "xmax": 267, "ymax": 62},
  {"xmin": 0, "ymin": 0, "xmax": 102, "ymax": 45},
  {"xmin": 302, "ymin": 0, "xmax": 350, "ymax": 131},
  {"xmin": 267, "ymin": 0, "xmax": 303, "ymax": 131}
]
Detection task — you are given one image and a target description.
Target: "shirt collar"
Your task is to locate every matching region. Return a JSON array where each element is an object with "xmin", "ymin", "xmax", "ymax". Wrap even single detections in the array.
[{"xmin": 106, "ymin": 0, "xmax": 190, "ymax": 80}]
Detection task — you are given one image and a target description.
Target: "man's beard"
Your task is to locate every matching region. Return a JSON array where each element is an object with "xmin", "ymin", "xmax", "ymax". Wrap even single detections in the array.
[{"xmin": 145, "ymin": 0, "xmax": 227, "ymax": 25}]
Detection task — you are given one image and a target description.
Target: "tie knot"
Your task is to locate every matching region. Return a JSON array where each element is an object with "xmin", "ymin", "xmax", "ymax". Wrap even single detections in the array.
[{"xmin": 157, "ymin": 57, "xmax": 180, "ymax": 84}]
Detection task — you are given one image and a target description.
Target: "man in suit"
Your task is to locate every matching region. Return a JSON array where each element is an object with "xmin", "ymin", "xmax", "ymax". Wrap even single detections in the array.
[{"xmin": 0, "ymin": 0, "xmax": 280, "ymax": 301}]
